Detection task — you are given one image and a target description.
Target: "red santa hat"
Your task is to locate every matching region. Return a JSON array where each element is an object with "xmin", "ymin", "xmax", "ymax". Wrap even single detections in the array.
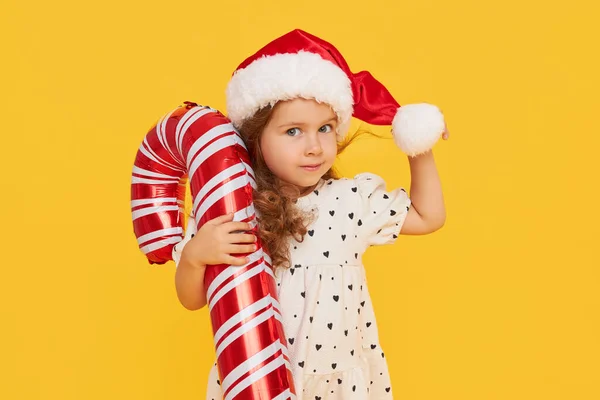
[{"xmin": 226, "ymin": 29, "xmax": 446, "ymax": 156}]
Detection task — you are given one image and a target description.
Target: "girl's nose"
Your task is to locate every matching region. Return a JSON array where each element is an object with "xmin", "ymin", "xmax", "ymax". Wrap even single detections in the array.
[{"xmin": 305, "ymin": 133, "xmax": 323, "ymax": 155}]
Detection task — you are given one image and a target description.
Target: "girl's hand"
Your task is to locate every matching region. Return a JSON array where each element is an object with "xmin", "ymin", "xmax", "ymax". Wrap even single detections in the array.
[
  {"xmin": 181, "ymin": 213, "xmax": 257, "ymax": 267},
  {"xmin": 442, "ymin": 122, "xmax": 450, "ymax": 140}
]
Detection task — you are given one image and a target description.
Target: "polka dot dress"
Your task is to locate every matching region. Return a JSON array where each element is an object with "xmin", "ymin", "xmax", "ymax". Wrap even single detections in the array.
[{"xmin": 173, "ymin": 173, "xmax": 411, "ymax": 399}]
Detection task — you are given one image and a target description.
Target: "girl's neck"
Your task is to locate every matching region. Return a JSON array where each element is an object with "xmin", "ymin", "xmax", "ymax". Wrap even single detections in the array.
[
  {"xmin": 277, "ymin": 179, "xmax": 322, "ymax": 199},
  {"xmin": 298, "ymin": 183, "xmax": 318, "ymax": 197}
]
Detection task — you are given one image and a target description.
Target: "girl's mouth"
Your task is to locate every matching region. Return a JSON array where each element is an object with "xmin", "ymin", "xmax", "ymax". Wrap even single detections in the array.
[{"xmin": 301, "ymin": 163, "xmax": 322, "ymax": 171}]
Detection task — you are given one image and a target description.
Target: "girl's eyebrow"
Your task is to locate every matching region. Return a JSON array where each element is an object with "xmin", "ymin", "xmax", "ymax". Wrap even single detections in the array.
[{"xmin": 277, "ymin": 117, "xmax": 337, "ymax": 129}]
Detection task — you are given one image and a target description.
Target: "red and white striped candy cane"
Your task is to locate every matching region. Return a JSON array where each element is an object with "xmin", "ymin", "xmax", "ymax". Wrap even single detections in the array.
[{"xmin": 131, "ymin": 102, "xmax": 296, "ymax": 399}]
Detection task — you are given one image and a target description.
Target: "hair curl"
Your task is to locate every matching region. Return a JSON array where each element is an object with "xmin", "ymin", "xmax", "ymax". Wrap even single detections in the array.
[{"xmin": 237, "ymin": 102, "xmax": 381, "ymax": 273}]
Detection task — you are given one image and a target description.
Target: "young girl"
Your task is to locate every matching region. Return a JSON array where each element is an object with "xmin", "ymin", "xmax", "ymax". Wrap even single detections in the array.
[{"xmin": 174, "ymin": 29, "xmax": 448, "ymax": 399}]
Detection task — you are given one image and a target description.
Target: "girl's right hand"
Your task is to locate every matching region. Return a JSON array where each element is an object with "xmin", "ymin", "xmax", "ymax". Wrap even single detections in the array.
[{"xmin": 180, "ymin": 213, "xmax": 257, "ymax": 267}]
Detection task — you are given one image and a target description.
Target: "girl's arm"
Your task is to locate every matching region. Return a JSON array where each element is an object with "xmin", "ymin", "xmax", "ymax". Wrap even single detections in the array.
[
  {"xmin": 173, "ymin": 213, "xmax": 255, "ymax": 311},
  {"xmin": 400, "ymin": 149, "xmax": 446, "ymax": 235},
  {"xmin": 175, "ymin": 254, "xmax": 208, "ymax": 311}
]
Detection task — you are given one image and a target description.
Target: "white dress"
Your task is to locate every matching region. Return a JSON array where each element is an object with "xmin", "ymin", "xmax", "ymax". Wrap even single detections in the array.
[{"xmin": 173, "ymin": 173, "xmax": 411, "ymax": 399}]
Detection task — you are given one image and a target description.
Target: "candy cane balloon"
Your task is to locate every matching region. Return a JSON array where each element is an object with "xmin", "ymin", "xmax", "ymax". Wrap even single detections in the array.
[{"xmin": 131, "ymin": 102, "xmax": 296, "ymax": 399}]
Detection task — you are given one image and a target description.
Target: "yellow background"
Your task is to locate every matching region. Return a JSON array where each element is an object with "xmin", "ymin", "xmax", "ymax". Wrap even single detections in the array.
[{"xmin": 2, "ymin": 0, "xmax": 599, "ymax": 399}]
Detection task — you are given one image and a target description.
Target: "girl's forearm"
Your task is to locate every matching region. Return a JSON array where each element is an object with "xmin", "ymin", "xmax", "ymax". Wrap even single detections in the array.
[
  {"xmin": 175, "ymin": 255, "xmax": 208, "ymax": 311},
  {"xmin": 407, "ymin": 150, "xmax": 446, "ymax": 228}
]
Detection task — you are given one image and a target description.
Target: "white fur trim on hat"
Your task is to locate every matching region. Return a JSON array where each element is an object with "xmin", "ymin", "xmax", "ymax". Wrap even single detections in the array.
[
  {"xmin": 392, "ymin": 103, "xmax": 446, "ymax": 156},
  {"xmin": 226, "ymin": 51, "xmax": 354, "ymax": 139}
]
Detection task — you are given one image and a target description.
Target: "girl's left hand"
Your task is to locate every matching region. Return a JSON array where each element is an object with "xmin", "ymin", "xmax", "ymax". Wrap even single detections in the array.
[{"xmin": 442, "ymin": 122, "xmax": 450, "ymax": 140}]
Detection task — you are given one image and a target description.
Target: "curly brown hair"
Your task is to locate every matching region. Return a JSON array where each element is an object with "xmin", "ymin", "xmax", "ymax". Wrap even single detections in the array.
[{"xmin": 237, "ymin": 102, "xmax": 379, "ymax": 273}]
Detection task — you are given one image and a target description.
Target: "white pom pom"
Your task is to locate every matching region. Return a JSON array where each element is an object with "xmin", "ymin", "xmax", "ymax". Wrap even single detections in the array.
[{"xmin": 392, "ymin": 103, "xmax": 446, "ymax": 156}]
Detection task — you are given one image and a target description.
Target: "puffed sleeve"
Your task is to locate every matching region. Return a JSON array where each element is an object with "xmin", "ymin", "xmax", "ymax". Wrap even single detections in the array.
[
  {"xmin": 172, "ymin": 213, "xmax": 198, "ymax": 268},
  {"xmin": 355, "ymin": 172, "xmax": 412, "ymax": 246}
]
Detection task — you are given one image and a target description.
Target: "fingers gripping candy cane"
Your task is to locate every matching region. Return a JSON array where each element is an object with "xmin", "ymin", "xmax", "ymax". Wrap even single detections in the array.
[{"xmin": 130, "ymin": 102, "xmax": 296, "ymax": 399}]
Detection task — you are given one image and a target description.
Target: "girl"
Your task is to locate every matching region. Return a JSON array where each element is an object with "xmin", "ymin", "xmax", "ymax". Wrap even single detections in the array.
[{"xmin": 174, "ymin": 29, "xmax": 448, "ymax": 399}]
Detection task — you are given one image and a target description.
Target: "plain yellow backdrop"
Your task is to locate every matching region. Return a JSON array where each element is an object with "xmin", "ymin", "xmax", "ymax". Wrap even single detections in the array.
[{"xmin": 2, "ymin": 0, "xmax": 599, "ymax": 399}]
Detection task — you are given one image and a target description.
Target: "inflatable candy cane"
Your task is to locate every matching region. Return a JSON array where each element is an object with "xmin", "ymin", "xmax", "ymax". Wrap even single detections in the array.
[{"xmin": 130, "ymin": 102, "xmax": 296, "ymax": 399}]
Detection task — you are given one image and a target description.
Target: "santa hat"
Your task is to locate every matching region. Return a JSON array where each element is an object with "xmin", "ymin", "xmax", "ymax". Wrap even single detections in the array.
[{"xmin": 226, "ymin": 29, "xmax": 445, "ymax": 156}]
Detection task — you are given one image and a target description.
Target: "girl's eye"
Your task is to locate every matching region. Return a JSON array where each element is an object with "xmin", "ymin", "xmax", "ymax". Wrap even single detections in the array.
[
  {"xmin": 319, "ymin": 124, "xmax": 333, "ymax": 133},
  {"xmin": 286, "ymin": 128, "xmax": 301, "ymax": 136}
]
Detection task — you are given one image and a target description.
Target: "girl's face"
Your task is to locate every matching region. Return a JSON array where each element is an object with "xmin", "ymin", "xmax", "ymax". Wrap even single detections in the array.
[{"xmin": 260, "ymin": 98, "xmax": 338, "ymax": 194}]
